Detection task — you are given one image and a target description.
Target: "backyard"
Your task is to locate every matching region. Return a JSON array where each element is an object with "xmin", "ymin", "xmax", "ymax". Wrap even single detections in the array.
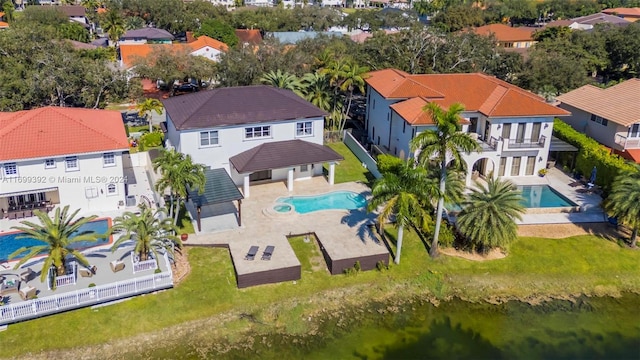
[
  {"xmin": 324, "ymin": 142, "xmax": 373, "ymax": 184},
  {"xmin": 2, "ymin": 228, "xmax": 639, "ymax": 358}
]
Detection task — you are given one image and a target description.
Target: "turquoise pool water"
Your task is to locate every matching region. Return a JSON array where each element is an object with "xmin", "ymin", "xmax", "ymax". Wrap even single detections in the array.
[
  {"xmin": 447, "ymin": 185, "xmax": 577, "ymax": 212},
  {"xmin": 276, "ymin": 191, "xmax": 367, "ymax": 214},
  {"xmin": 0, "ymin": 219, "xmax": 110, "ymax": 262}
]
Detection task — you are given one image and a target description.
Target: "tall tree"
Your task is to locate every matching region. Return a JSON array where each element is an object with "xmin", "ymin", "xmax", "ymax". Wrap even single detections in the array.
[
  {"xmin": 136, "ymin": 98, "xmax": 163, "ymax": 132},
  {"xmin": 195, "ymin": 18, "xmax": 239, "ymax": 48},
  {"xmin": 337, "ymin": 60, "xmax": 369, "ymax": 134},
  {"xmin": 111, "ymin": 205, "xmax": 181, "ymax": 266},
  {"xmin": 604, "ymin": 166, "xmax": 640, "ymax": 248},
  {"xmin": 456, "ymin": 177, "xmax": 525, "ymax": 252},
  {"xmin": 9, "ymin": 206, "xmax": 103, "ymax": 284},
  {"xmin": 152, "ymin": 148, "xmax": 184, "ymax": 220},
  {"xmin": 260, "ymin": 69, "xmax": 304, "ymax": 96},
  {"xmin": 410, "ymin": 102, "xmax": 480, "ymax": 257},
  {"xmin": 368, "ymin": 155, "xmax": 432, "ymax": 264},
  {"xmin": 101, "ymin": 9, "xmax": 125, "ymax": 44},
  {"xmin": 301, "ymin": 72, "xmax": 332, "ymax": 112}
]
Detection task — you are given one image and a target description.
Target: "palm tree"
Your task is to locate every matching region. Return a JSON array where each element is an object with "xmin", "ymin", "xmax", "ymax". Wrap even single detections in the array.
[
  {"xmin": 111, "ymin": 205, "xmax": 181, "ymax": 266},
  {"xmin": 604, "ymin": 166, "xmax": 640, "ymax": 248},
  {"xmin": 337, "ymin": 61, "xmax": 369, "ymax": 133},
  {"xmin": 136, "ymin": 98, "xmax": 164, "ymax": 133},
  {"xmin": 410, "ymin": 102, "xmax": 481, "ymax": 258},
  {"xmin": 301, "ymin": 72, "xmax": 332, "ymax": 112},
  {"xmin": 171, "ymin": 155, "xmax": 206, "ymax": 226},
  {"xmin": 102, "ymin": 10, "xmax": 125, "ymax": 45},
  {"xmin": 368, "ymin": 155, "xmax": 432, "ymax": 264},
  {"xmin": 456, "ymin": 177, "xmax": 525, "ymax": 252},
  {"xmin": 152, "ymin": 148, "xmax": 184, "ymax": 220},
  {"xmin": 9, "ymin": 206, "xmax": 103, "ymax": 284},
  {"xmin": 80, "ymin": 0, "xmax": 100, "ymax": 11},
  {"xmin": 260, "ymin": 70, "xmax": 304, "ymax": 97}
]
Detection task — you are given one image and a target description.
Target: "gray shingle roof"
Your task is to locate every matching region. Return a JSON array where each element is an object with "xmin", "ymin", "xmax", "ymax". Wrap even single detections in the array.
[
  {"xmin": 188, "ymin": 168, "xmax": 244, "ymax": 206},
  {"xmin": 122, "ymin": 28, "xmax": 175, "ymax": 40},
  {"xmin": 162, "ymin": 86, "xmax": 328, "ymax": 131},
  {"xmin": 229, "ymin": 140, "xmax": 343, "ymax": 173}
]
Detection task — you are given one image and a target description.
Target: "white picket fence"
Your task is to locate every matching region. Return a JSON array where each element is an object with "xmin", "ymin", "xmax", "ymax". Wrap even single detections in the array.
[
  {"xmin": 0, "ymin": 254, "xmax": 173, "ymax": 326},
  {"xmin": 48, "ymin": 262, "xmax": 78, "ymax": 290},
  {"xmin": 131, "ymin": 252, "xmax": 158, "ymax": 274}
]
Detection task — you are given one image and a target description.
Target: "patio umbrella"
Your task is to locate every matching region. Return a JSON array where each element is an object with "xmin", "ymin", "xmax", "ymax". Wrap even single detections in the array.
[{"xmin": 589, "ymin": 166, "xmax": 597, "ymax": 185}]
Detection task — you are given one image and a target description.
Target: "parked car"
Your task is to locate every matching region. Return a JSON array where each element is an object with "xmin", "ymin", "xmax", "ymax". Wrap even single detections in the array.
[{"xmin": 173, "ymin": 83, "xmax": 199, "ymax": 96}]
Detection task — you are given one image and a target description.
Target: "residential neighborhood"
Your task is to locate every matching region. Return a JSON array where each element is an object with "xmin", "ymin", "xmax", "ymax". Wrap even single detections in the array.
[{"xmin": 0, "ymin": 0, "xmax": 639, "ymax": 359}]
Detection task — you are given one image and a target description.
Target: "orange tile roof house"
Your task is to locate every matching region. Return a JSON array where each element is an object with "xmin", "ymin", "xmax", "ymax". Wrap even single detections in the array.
[
  {"xmin": 471, "ymin": 24, "xmax": 537, "ymax": 49},
  {"xmin": 364, "ymin": 68, "xmax": 570, "ymax": 184},
  {"xmin": 557, "ymin": 79, "xmax": 640, "ymax": 162},
  {"xmin": 0, "ymin": 107, "xmax": 130, "ymax": 214},
  {"xmin": 602, "ymin": 7, "xmax": 640, "ymax": 22},
  {"xmin": 119, "ymin": 35, "xmax": 229, "ymax": 68}
]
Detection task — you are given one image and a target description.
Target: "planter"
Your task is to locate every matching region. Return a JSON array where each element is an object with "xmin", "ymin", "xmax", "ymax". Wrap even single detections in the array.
[{"xmin": 180, "ymin": 233, "xmax": 188, "ymax": 242}]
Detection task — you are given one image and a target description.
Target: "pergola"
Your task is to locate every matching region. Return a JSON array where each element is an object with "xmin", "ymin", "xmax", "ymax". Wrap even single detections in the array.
[{"xmin": 188, "ymin": 168, "xmax": 244, "ymax": 232}]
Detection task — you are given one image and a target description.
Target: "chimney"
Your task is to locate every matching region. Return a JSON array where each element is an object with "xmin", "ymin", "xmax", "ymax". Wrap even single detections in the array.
[{"xmin": 186, "ymin": 31, "xmax": 196, "ymax": 43}]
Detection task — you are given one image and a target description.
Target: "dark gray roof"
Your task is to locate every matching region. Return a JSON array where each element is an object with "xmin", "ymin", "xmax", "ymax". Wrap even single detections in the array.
[
  {"xmin": 162, "ymin": 86, "xmax": 328, "ymax": 130},
  {"xmin": 229, "ymin": 140, "xmax": 343, "ymax": 173},
  {"xmin": 56, "ymin": 5, "xmax": 86, "ymax": 17},
  {"xmin": 121, "ymin": 28, "xmax": 175, "ymax": 40},
  {"xmin": 550, "ymin": 136, "xmax": 578, "ymax": 152},
  {"xmin": 189, "ymin": 168, "xmax": 244, "ymax": 206}
]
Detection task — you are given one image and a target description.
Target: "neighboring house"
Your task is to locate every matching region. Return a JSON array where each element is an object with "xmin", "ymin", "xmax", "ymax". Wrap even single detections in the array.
[
  {"xmin": 235, "ymin": 29, "xmax": 263, "ymax": 47},
  {"xmin": 245, "ymin": 0, "xmax": 274, "ymax": 7},
  {"xmin": 556, "ymin": 79, "xmax": 640, "ymax": 162},
  {"xmin": 56, "ymin": 5, "xmax": 90, "ymax": 28},
  {"xmin": 350, "ymin": 29, "xmax": 399, "ymax": 44},
  {"xmin": 119, "ymin": 28, "xmax": 175, "ymax": 45},
  {"xmin": 119, "ymin": 35, "xmax": 228, "ymax": 68},
  {"xmin": 265, "ymin": 31, "xmax": 343, "ymax": 45},
  {"xmin": 197, "ymin": 0, "xmax": 235, "ymax": 9},
  {"xmin": 162, "ymin": 85, "xmax": 343, "ymax": 197},
  {"xmin": 0, "ymin": 107, "xmax": 130, "ymax": 214},
  {"xmin": 602, "ymin": 7, "xmax": 640, "ymax": 22},
  {"xmin": 546, "ymin": 12, "xmax": 630, "ymax": 30},
  {"xmin": 365, "ymin": 69, "xmax": 570, "ymax": 185},
  {"xmin": 0, "ymin": 11, "xmax": 8, "ymax": 30},
  {"xmin": 472, "ymin": 24, "xmax": 537, "ymax": 49}
]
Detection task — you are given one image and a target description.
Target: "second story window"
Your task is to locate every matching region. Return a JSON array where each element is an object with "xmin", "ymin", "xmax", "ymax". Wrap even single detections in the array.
[
  {"xmin": 590, "ymin": 114, "xmax": 608, "ymax": 126},
  {"xmin": 3, "ymin": 163, "xmax": 17, "ymax": 177},
  {"xmin": 245, "ymin": 126, "xmax": 271, "ymax": 139},
  {"xmin": 65, "ymin": 156, "xmax": 79, "ymax": 171},
  {"xmin": 103, "ymin": 153, "xmax": 116, "ymax": 167},
  {"xmin": 200, "ymin": 131, "xmax": 219, "ymax": 147},
  {"xmin": 44, "ymin": 159, "xmax": 56, "ymax": 169},
  {"xmin": 296, "ymin": 121, "xmax": 313, "ymax": 137}
]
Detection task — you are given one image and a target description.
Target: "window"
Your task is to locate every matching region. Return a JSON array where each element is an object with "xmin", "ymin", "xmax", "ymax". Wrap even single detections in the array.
[
  {"xmin": 245, "ymin": 126, "xmax": 271, "ymax": 139},
  {"xmin": 531, "ymin": 122, "xmax": 542, "ymax": 142},
  {"xmin": 412, "ymin": 128, "xmax": 416, "ymax": 138},
  {"xmin": 525, "ymin": 156, "xmax": 536, "ymax": 176},
  {"xmin": 250, "ymin": 170, "xmax": 271, "ymax": 182},
  {"xmin": 103, "ymin": 153, "xmax": 115, "ymax": 167},
  {"xmin": 44, "ymin": 159, "xmax": 56, "ymax": 169},
  {"xmin": 403, "ymin": 121, "xmax": 406, "ymax": 133},
  {"xmin": 630, "ymin": 124, "xmax": 640, "ymax": 138},
  {"xmin": 516, "ymin": 123, "xmax": 525, "ymax": 143},
  {"xmin": 300, "ymin": 164, "xmax": 308, "ymax": 172},
  {"xmin": 511, "ymin": 157, "xmax": 521, "ymax": 176},
  {"xmin": 106, "ymin": 183, "xmax": 117, "ymax": 196},
  {"xmin": 3, "ymin": 163, "xmax": 17, "ymax": 177},
  {"xmin": 296, "ymin": 121, "xmax": 313, "ymax": 137},
  {"xmin": 590, "ymin": 114, "xmax": 608, "ymax": 126},
  {"xmin": 501, "ymin": 123, "xmax": 511, "ymax": 139},
  {"xmin": 498, "ymin": 157, "xmax": 506, "ymax": 176},
  {"xmin": 65, "ymin": 156, "xmax": 79, "ymax": 171},
  {"xmin": 85, "ymin": 187, "xmax": 98, "ymax": 199},
  {"xmin": 200, "ymin": 131, "xmax": 219, "ymax": 147}
]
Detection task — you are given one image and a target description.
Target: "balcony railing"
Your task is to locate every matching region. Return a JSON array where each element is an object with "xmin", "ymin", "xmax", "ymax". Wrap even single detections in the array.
[
  {"xmin": 505, "ymin": 135, "xmax": 546, "ymax": 150},
  {"xmin": 615, "ymin": 134, "xmax": 640, "ymax": 149}
]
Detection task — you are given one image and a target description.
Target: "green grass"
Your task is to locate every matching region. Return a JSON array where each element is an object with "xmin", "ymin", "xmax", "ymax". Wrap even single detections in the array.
[
  {"xmin": 324, "ymin": 142, "xmax": 373, "ymax": 184},
  {"xmin": 176, "ymin": 203, "xmax": 195, "ymax": 234},
  {"xmin": 1, "ymin": 228, "xmax": 639, "ymax": 357}
]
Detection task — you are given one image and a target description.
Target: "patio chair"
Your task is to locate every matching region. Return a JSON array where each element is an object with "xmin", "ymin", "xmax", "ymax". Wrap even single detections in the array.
[
  {"xmin": 244, "ymin": 246, "xmax": 259, "ymax": 261},
  {"xmin": 8, "ymin": 212, "xmax": 17, "ymax": 220},
  {"xmin": 19, "ymin": 268, "xmax": 36, "ymax": 282},
  {"xmin": 79, "ymin": 268, "xmax": 93, "ymax": 278},
  {"xmin": 19, "ymin": 285, "xmax": 37, "ymax": 301},
  {"xmin": 261, "ymin": 245, "xmax": 275, "ymax": 261},
  {"xmin": 110, "ymin": 260, "xmax": 125, "ymax": 273}
]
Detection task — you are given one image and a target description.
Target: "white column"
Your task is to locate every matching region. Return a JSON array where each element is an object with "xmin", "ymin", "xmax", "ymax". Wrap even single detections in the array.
[
  {"xmin": 243, "ymin": 174, "xmax": 250, "ymax": 198},
  {"xmin": 287, "ymin": 168, "xmax": 294, "ymax": 192},
  {"xmin": 328, "ymin": 162, "xmax": 336, "ymax": 185}
]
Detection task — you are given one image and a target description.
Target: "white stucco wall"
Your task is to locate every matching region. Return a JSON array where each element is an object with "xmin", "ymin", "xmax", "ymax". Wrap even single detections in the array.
[
  {"xmin": 558, "ymin": 103, "xmax": 622, "ymax": 149},
  {"xmin": 190, "ymin": 46, "xmax": 223, "ymax": 62},
  {"xmin": 0, "ymin": 151, "xmax": 127, "ymax": 213},
  {"xmin": 366, "ymin": 86, "xmax": 402, "ymax": 148}
]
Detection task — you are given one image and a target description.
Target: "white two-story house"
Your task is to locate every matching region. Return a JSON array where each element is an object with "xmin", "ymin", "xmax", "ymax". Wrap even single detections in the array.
[
  {"xmin": 557, "ymin": 79, "xmax": 640, "ymax": 163},
  {"xmin": 162, "ymin": 85, "xmax": 343, "ymax": 198},
  {"xmin": 0, "ymin": 107, "xmax": 130, "ymax": 218},
  {"xmin": 365, "ymin": 69, "xmax": 570, "ymax": 185}
]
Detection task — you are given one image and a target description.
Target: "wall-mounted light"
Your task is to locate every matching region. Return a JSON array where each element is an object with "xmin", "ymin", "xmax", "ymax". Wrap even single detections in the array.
[
  {"xmin": 539, "ymin": 156, "xmax": 543, "ymax": 162},
  {"xmin": 544, "ymin": 123, "xmax": 549, "ymax": 129},
  {"xmin": 497, "ymin": 124, "xmax": 502, "ymax": 130}
]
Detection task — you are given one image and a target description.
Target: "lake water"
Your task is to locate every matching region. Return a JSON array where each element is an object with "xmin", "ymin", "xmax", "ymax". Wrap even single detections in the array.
[{"xmin": 149, "ymin": 294, "xmax": 640, "ymax": 359}]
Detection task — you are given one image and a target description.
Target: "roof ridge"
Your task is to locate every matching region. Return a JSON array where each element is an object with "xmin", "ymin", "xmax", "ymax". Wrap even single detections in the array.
[
  {"xmin": 0, "ymin": 109, "xmax": 36, "ymax": 138},
  {"xmin": 47, "ymin": 107, "xmax": 127, "ymax": 148},
  {"xmin": 483, "ymin": 86, "xmax": 512, "ymax": 115}
]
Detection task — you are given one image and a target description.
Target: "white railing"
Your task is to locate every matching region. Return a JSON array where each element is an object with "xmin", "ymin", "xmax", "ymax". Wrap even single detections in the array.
[
  {"xmin": 48, "ymin": 262, "xmax": 77, "ymax": 290},
  {"xmin": 0, "ymin": 254, "xmax": 173, "ymax": 326},
  {"xmin": 131, "ymin": 252, "xmax": 158, "ymax": 274},
  {"xmin": 615, "ymin": 134, "xmax": 640, "ymax": 149}
]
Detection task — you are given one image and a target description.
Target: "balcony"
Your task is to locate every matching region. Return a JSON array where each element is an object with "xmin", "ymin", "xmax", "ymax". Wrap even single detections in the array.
[
  {"xmin": 614, "ymin": 134, "xmax": 640, "ymax": 149},
  {"xmin": 503, "ymin": 136, "xmax": 546, "ymax": 150}
]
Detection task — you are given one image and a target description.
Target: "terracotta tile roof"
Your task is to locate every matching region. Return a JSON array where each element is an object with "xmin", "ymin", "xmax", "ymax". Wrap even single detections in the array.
[
  {"xmin": 557, "ymin": 79, "xmax": 640, "ymax": 127},
  {"xmin": 230, "ymin": 140, "xmax": 343, "ymax": 173},
  {"xmin": 0, "ymin": 21, "xmax": 8, "ymax": 29},
  {"xmin": 614, "ymin": 148, "xmax": 640, "ymax": 163},
  {"xmin": 603, "ymin": 7, "xmax": 640, "ymax": 17},
  {"xmin": 235, "ymin": 29, "xmax": 263, "ymax": 45},
  {"xmin": 120, "ymin": 36, "xmax": 228, "ymax": 68},
  {"xmin": 367, "ymin": 69, "xmax": 569, "ymax": 123},
  {"xmin": 0, "ymin": 107, "xmax": 129, "ymax": 161},
  {"xmin": 162, "ymin": 85, "xmax": 328, "ymax": 130},
  {"xmin": 472, "ymin": 24, "xmax": 536, "ymax": 42}
]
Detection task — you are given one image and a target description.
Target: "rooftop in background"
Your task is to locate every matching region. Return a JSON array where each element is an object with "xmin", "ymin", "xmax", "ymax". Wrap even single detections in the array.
[
  {"xmin": 119, "ymin": 35, "xmax": 228, "ymax": 68},
  {"xmin": 162, "ymin": 85, "xmax": 328, "ymax": 130},
  {"xmin": 471, "ymin": 23, "xmax": 536, "ymax": 42},
  {"xmin": 556, "ymin": 79, "xmax": 640, "ymax": 127},
  {"xmin": 42, "ymin": 5, "xmax": 86, "ymax": 17},
  {"xmin": 0, "ymin": 107, "xmax": 129, "ymax": 161},
  {"xmin": 350, "ymin": 29, "xmax": 399, "ymax": 44},
  {"xmin": 265, "ymin": 31, "xmax": 343, "ymax": 45},
  {"xmin": 546, "ymin": 12, "xmax": 630, "ymax": 28},
  {"xmin": 366, "ymin": 69, "xmax": 569, "ymax": 125},
  {"xmin": 121, "ymin": 28, "xmax": 175, "ymax": 41},
  {"xmin": 66, "ymin": 39, "xmax": 98, "ymax": 50},
  {"xmin": 235, "ymin": 29, "xmax": 263, "ymax": 45},
  {"xmin": 602, "ymin": 7, "xmax": 640, "ymax": 18}
]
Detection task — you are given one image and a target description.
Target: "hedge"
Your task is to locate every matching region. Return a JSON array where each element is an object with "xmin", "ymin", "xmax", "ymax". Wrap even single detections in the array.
[
  {"xmin": 139, "ymin": 131, "xmax": 163, "ymax": 150},
  {"xmin": 553, "ymin": 119, "xmax": 636, "ymax": 192}
]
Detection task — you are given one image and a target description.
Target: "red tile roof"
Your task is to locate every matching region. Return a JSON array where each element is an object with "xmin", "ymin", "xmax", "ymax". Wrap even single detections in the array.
[
  {"xmin": 615, "ymin": 148, "xmax": 640, "ymax": 163},
  {"xmin": 0, "ymin": 107, "xmax": 129, "ymax": 161},
  {"xmin": 0, "ymin": 21, "xmax": 8, "ymax": 29},
  {"xmin": 367, "ymin": 69, "xmax": 569, "ymax": 124},
  {"xmin": 603, "ymin": 7, "xmax": 640, "ymax": 17},
  {"xmin": 119, "ymin": 36, "xmax": 228, "ymax": 68},
  {"xmin": 235, "ymin": 29, "xmax": 263, "ymax": 45},
  {"xmin": 472, "ymin": 24, "xmax": 536, "ymax": 42}
]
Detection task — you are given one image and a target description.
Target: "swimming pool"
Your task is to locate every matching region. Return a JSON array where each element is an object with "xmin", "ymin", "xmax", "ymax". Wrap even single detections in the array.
[
  {"xmin": 275, "ymin": 191, "xmax": 367, "ymax": 214},
  {"xmin": 0, "ymin": 219, "xmax": 111, "ymax": 262},
  {"xmin": 447, "ymin": 185, "xmax": 577, "ymax": 212}
]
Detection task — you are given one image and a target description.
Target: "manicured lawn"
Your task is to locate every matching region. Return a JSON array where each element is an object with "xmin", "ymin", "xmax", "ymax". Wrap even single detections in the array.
[
  {"xmin": 324, "ymin": 142, "xmax": 374, "ymax": 184},
  {"xmin": 2, "ymin": 229, "xmax": 639, "ymax": 357},
  {"xmin": 176, "ymin": 203, "xmax": 195, "ymax": 234}
]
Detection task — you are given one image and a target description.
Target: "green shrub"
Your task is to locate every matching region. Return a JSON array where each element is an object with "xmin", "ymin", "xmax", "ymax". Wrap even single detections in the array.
[
  {"xmin": 354, "ymin": 261, "xmax": 361, "ymax": 272},
  {"xmin": 553, "ymin": 119, "xmax": 636, "ymax": 192},
  {"xmin": 140, "ymin": 131, "xmax": 163, "ymax": 148},
  {"xmin": 376, "ymin": 260, "xmax": 389, "ymax": 271},
  {"xmin": 88, "ymin": 283, "xmax": 96, "ymax": 288}
]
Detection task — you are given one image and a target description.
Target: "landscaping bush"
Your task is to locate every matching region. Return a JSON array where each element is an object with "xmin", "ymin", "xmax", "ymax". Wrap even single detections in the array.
[
  {"xmin": 553, "ymin": 119, "xmax": 636, "ymax": 192},
  {"xmin": 140, "ymin": 131, "xmax": 163, "ymax": 149}
]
